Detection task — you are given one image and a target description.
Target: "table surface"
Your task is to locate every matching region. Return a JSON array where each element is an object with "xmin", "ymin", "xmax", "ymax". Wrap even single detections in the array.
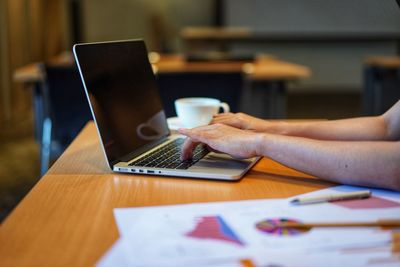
[
  {"xmin": 181, "ymin": 27, "xmax": 253, "ymax": 40},
  {"xmin": 364, "ymin": 56, "xmax": 400, "ymax": 68},
  {"xmin": 0, "ymin": 122, "xmax": 336, "ymax": 266},
  {"xmin": 13, "ymin": 53, "xmax": 310, "ymax": 84}
]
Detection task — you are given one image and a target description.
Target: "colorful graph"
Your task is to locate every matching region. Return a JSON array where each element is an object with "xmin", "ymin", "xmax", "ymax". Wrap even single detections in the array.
[
  {"xmin": 333, "ymin": 196, "xmax": 400, "ymax": 210},
  {"xmin": 185, "ymin": 216, "xmax": 245, "ymax": 246},
  {"xmin": 255, "ymin": 218, "xmax": 309, "ymax": 236}
]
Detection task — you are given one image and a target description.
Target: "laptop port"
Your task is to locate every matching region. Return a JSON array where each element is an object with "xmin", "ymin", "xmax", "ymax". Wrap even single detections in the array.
[{"xmin": 147, "ymin": 170, "xmax": 155, "ymax": 174}]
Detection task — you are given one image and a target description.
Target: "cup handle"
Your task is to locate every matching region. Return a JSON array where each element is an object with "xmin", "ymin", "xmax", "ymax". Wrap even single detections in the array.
[
  {"xmin": 220, "ymin": 102, "xmax": 230, "ymax": 113},
  {"xmin": 137, "ymin": 123, "xmax": 160, "ymax": 140}
]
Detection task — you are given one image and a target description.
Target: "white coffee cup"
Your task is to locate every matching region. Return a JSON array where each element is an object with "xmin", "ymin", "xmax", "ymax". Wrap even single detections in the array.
[{"xmin": 175, "ymin": 97, "xmax": 230, "ymax": 128}]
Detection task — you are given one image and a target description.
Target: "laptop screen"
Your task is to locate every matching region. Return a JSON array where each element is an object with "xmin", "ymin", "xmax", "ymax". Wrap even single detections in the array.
[{"xmin": 74, "ymin": 40, "xmax": 169, "ymax": 165}]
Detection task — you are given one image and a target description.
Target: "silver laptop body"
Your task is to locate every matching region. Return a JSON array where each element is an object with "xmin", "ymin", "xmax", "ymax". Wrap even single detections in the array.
[{"xmin": 73, "ymin": 39, "xmax": 259, "ymax": 180}]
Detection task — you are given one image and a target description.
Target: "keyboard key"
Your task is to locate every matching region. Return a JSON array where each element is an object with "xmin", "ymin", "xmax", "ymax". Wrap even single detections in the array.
[{"xmin": 128, "ymin": 138, "xmax": 208, "ymax": 170}]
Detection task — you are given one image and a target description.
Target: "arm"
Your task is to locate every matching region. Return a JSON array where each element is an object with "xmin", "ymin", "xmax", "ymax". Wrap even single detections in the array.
[
  {"xmin": 258, "ymin": 134, "xmax": 400, "ymax": 191},
  {"xmin": 212, "ymin": 100, "xmax": 400, "ymax": 141},
  {"xmin": 179, "ymin": 124, "xmax": 400, "ymax": 191}
]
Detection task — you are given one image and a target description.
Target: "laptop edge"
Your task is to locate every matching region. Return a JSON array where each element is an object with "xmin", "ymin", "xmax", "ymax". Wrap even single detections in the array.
[{"xmin": 73, "ymin": 39, "xmax": 260, "ymax": 180}]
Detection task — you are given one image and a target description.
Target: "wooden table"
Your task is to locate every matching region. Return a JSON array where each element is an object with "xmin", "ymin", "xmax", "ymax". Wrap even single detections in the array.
[
  {"xmin": 0, "ymin": 122, "xmax": 335, "ymax": 266},
  {"xmin": 364, "ymin": 56, "xmax": 400, "ymax": 69},
  {"xmin": 14, "ymin": 52, "xmax": 310, "ymax": 83}
]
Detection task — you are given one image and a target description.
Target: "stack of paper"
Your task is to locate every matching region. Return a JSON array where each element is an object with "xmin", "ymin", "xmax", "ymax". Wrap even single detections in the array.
[{"xmin": 98, "ymin": 185, "xmax": 400, "ymax": 267}]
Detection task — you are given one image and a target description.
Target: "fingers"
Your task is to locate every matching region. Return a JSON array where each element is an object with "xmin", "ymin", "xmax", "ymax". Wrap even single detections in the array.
[
  {"xmin": 205, "ymin": 145, "xmax": 221, "ymax": 154},
  {"xmin": 179, "ymin": 124, "xmax": 258, "ymax": 159},
  {"xmin": 178, "ymin": 127, "xmax": 195, "ymax": 139},
  {"xmin": 212, "ymin": 112, "xmax": 233, "ymax": 118},
  {"xmin": 179, "ymin": 137, "xmax": 198, "ymax": 160},
  {"xmin": 212, "ymin": 113, "xmax": 233, "ymax": 122},
  {"xmin": 178, "ymin": 126, "xmax": 211, "ymax": 142},
  {"xmin": 179, "ymin": 126, "xmax": 217, "ymax": 160},
  {"xmin": 179, "ymin": 128, "xmax": 203, "ymax": 160},
  {"xmin": 211, "ymin": 114, "xmax": 241, "ymax": 129}
]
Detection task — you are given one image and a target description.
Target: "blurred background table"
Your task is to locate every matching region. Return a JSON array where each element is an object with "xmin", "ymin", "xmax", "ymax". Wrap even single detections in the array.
[{"xmin": 14, "ymin": 52, "xmax": 310, "ymax": 126}]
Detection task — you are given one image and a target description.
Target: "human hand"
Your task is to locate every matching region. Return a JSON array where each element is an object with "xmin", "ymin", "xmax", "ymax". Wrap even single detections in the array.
[
  {"xmin": 178, "ymin": 123, "xmax": 263, "ymax": 160},
  {"xmin": 211, "ymin": 112, "xmax": 269, "ymax": 132}
]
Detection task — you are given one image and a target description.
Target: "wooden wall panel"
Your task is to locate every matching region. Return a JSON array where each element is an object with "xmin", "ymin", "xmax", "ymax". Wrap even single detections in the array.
[
  {"xmin": 0, "ymin": 0, "xmax": 10, "ymax": 124},
  {"xmin": 43, "ymin": 0, "xmax": 64, "ymax": 59},
  {"xmin": 29, "ymin": 0, "xmax": 45, "ymax": 62},
  {"xmin": 7, "ymin": 0, "xmax": 32, "ymax": 123},
  {"xmin": 0, "ymin": 0, "xmax": 66, "ymax": 127}
]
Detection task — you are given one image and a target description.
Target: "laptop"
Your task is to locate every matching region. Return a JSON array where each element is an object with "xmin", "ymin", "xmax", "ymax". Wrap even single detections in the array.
[{"xmin": 73, "ymin": 39, "xmax": 260, "ymax": 180}]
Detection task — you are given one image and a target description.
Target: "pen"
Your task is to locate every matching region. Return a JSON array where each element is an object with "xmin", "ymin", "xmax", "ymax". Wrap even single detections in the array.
[
  {"xmin": 270, "ymin": 219, "xmax": 400, "ymax": 230},
  {"xmin": 290, "ymin": 190, "xmax": 371, "ymax": 205}
]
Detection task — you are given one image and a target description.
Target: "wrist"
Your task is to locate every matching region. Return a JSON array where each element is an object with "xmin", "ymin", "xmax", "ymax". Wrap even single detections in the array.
[
  {"xmin": 253, "ymin": 133, "xmax": 269, "ymax": 156},
  {"xmin": 265, "ymin": 120, "xmax": 290, "ymax": 135}
]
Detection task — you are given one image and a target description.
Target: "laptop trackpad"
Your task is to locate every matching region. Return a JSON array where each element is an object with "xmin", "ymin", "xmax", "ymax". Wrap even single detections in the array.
[{"xmin": 191, "ymin": 152, "xmax": 254, "ymax": 170}]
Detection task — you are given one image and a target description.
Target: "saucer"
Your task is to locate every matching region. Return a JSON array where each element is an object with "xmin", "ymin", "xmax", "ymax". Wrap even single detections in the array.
[{"xmin": 167, "ymin": 117, "xmax": 184, "ymax": 130}]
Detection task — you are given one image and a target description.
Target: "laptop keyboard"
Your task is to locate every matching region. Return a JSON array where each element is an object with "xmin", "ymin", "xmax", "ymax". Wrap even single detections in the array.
[{"xmin": 128, "ymin": 138, "xmax": 209, "ymax": 170}]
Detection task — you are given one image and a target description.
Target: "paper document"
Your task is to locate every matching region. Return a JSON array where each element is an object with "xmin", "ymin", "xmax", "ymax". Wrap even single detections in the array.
[{"xmin": 98, "ymin": 185, "xmax": 400, "ymax": 267}]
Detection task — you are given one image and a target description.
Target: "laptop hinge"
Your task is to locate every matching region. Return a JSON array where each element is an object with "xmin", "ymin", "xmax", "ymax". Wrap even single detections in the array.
[{"xmin": 111, "ymin": 136, "xmax": 170, "ymax": 166}]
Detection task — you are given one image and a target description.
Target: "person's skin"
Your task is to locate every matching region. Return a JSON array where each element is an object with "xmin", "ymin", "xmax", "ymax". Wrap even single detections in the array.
[{"xmin": 179, "ymin": 100, "xmax": 400, "ymax": 191}]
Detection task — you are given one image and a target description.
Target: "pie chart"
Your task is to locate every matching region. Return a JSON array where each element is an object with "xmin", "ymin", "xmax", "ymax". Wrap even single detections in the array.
[{"xmin": 255, "ymin": 218, "xmax": 310, "ymax": 236}]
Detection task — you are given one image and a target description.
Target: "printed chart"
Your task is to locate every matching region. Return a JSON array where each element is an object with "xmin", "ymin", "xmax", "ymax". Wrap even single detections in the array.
[
  {"xmin": 99, "ymin": 190, "xmax": 400, "ymax": 267},
  {"xmin": 186, "ymin": 216, "xmax": 245, "ymax": 246}
]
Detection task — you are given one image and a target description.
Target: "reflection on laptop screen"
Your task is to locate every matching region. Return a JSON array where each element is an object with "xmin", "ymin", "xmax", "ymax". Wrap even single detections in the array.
[{"xmin": 74, "ymin": 40, "xmax": 169, "ymax": 164}]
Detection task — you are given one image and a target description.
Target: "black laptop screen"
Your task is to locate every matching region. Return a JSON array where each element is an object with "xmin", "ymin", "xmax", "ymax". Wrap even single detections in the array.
[{"xmin": 74, "ymin": 40, "xmax": 169, "ymax": 165}]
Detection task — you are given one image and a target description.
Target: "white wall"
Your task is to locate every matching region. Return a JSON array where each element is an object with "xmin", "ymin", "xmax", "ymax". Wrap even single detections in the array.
[
  {"xmin": 227, "ymin": 0, "xmax": 400, "ymax": 91},
  {"xmin": 225, "ymin": 0, "xmax": 400, "ymax": 34}
]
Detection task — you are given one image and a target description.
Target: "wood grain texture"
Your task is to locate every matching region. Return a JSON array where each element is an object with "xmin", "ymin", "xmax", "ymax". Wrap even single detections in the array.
[
  {"xmin": 0, "ymin": 122, "xmax": 335, "ymax": 267},
  {"xmin": 364, "ymin": 56, "xmax": 400, "ymax": 68}
]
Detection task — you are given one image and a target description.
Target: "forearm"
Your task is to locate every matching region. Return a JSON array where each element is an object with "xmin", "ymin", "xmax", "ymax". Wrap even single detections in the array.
[
  {"xmin": 265, "ymin": 115, "xmax": 391, "ymax": 141},
  {"xmin": 256, "ymin": 134, "xmax": 400, "ymax": 191}
]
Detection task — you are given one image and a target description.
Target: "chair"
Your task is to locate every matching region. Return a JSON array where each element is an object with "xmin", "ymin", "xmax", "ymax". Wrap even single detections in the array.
[
  {"xmin": 155, "ymin": 72, "xmax": 243, "ymax": 118},
  {"xmin": 363, "ymin": 58, "xmax": 400, "ymax": 115},
  {"xmin": 40, "ymin": 64, "xmax": 92, "ymax": 175}
]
